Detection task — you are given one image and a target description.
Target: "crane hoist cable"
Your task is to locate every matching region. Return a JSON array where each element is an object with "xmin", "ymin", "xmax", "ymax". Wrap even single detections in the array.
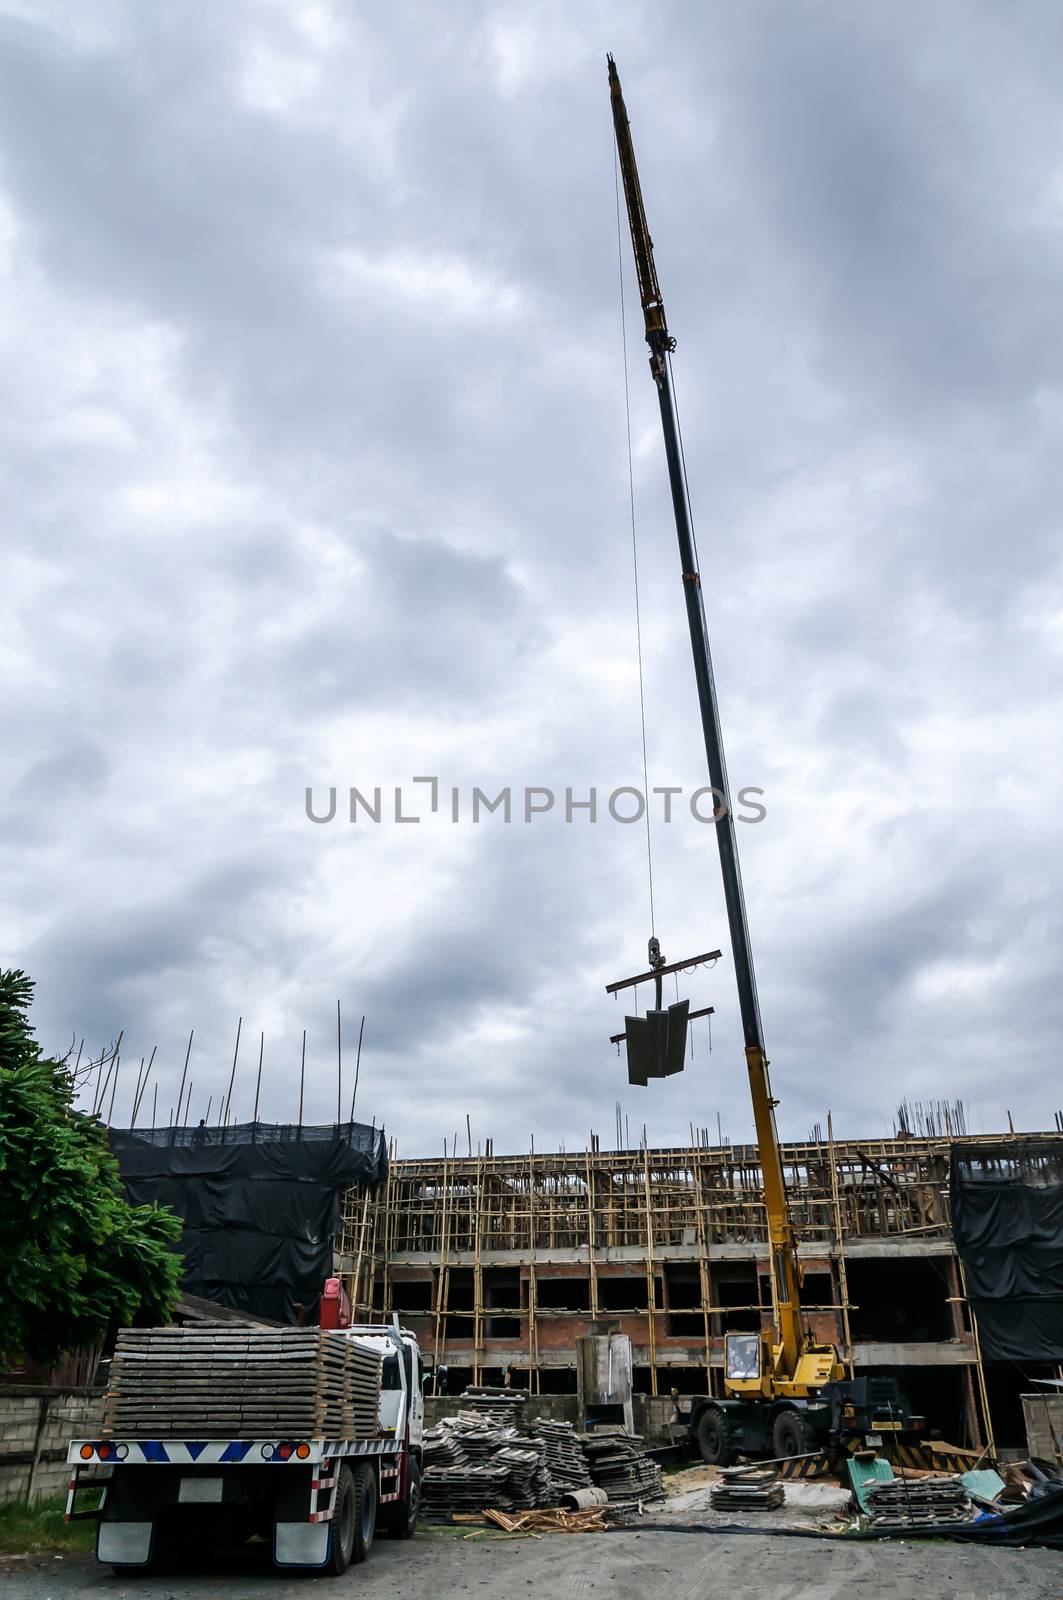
[{"xmin": 614, "ymin": 138, "xmax": 656, "ymax": 939}]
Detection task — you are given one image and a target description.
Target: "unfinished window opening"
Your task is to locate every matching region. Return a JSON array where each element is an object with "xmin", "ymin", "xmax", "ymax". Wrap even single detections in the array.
[
  {"xmin": 536, "ymin": 1277, "xmax": 591, "ymax": 1312},
  {"xmin": 484, "ymin": 1268, "xmax": 520, "ymax": 1312},
  {"xmin": 443, "ymin": 1317, "xmax": 474, "ymax": 1339},
  {"xmin": 487, "ymin": 1317, "xmax": 521, "ymax": 1339},
  {"xmin": 664, "ymin": 1265, "xmax": 703, "ymax": 1310},
  {"xmin": 392, "ymin": 1278, "xmax": 433, "ymax": 1314},
  {"xmin": 713, "ymin": 1262, "xmax": 762, "ymax": 1333},
  {"xmin": 598, "ymin": 1275, "xmax": 646, "ymax": 1311},
  {"xmin": 667, "ymin": 1312, "xmax": 705, "ymax": 1337},
  {"xmin": 846, "ymin": 1258, "xmax": 951, "ymax": 1342},
  {"xmin": 435, "ymin": 1365, "xmax": 471, "ymax": 1395},
  {"xmin": 665, "ymin": 1264, "xmax": 703, "ymax": 1333},
  {"xmin": 669, "ymin": 1365, "xmax": 711, "ymax": 1394},
  {"xmin": 445, "ymin": 1269, "xmax": 475, "ymax": 1313},
  {"xmin": 537, "ymin": 1366, "xmax": 578, "ymax": 1394},
  {"xmin": 800, "ymin": 1270, "xmax": 834, "ymax": 1309}
]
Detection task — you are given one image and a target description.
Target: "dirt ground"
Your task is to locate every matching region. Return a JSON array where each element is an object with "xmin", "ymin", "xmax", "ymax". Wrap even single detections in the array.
[{"xmin": 3, "ymin": 1524, "xmax": 1062, "ymax": 1600}]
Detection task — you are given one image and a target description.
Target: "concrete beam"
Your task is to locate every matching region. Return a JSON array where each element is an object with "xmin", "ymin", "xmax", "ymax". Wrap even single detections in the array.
[
  {"xmin": 852, "ymin": 1342, "xmax": 974, "ymax": 1366},
  {"xmin": 387, "ymin": 1235, "xmax": 956, "ymax": 1271}
]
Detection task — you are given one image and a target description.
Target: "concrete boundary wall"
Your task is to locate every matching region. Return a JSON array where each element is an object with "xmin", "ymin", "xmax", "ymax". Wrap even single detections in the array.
[{"xmin": 0, "ymin": 1386, "xmax": 104, "ymax": 1503}]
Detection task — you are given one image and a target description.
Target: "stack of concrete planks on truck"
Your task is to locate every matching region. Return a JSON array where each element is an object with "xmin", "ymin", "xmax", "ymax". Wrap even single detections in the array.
[{"xmin": 101, "ymin": 1326, "xmax": 382, "ymax": 1440}]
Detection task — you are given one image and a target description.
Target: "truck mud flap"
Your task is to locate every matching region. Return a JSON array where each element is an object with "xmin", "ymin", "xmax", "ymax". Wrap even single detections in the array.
[
  {"xmin": 274, "ymin": 1521, "xmax": 331, "ymax": 1568},
  {"xmin": 97, "ymin": 1520, "xmax": 153, "ymax": 1567}
]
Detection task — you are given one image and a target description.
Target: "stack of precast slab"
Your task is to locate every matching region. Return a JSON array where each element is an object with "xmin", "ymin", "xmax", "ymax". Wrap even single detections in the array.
[{"xmin": 102, "ymin": 1326, "xmax": 382, "ymax": 1440}]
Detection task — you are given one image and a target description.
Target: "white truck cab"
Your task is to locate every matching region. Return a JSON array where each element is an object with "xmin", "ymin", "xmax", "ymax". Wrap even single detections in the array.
[{"xmin": 346, "ymin": 1324, "xmax": 424, "ymax": 1451}]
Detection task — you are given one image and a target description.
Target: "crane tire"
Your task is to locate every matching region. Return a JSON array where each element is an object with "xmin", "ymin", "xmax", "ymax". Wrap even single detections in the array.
[
  {"xmin": 696, "ymin": 1405, "xmax": 737, "ymax": 1467},
  {"xmin": 772, "ymin": 1408, "xmax": 817, "ymax": 1460}
]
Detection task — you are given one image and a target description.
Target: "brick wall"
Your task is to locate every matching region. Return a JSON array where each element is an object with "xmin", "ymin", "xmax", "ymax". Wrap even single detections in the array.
[{"xmin": 0, "ymin": 1387, "xmax": 104, "ymax": 1503}]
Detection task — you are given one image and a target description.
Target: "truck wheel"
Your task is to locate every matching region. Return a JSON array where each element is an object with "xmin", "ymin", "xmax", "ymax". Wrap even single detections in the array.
[
  {"xmin": 697, "ymin": 1406, "xmax": 737, "ymax": 1467},
  {"xmin": 772, "ymin": 1409, "xmax": 816, "ymax": 1459},
  {"xmin": 325, "ymin": 1467, "xmax": 357, "ymax": 1576},
  {"xmin": 397, "ymin": 1459, "xmax": 421, "ymax": 1539},
  {"xmin": 351, "ymin": 1463, "xmax": 377, "ymax": 1565},
  {"xmin": 379, "ymin": 1457, "xmax": 421, "ymax": 1539}
]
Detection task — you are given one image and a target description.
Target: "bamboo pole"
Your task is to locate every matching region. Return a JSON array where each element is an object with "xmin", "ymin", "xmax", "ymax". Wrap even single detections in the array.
[
  {"xmin": 640, "ymin": 1128, "xmax": 658, "ymax": 1396},
  {"xmin": 432, "ymin": 1140, "xmax": 451, "ymax": 1394},
  {"xmin": 174, "ymin": 1030, "xmax": 193, "ymax": 1136},
  {"xmin": 132, "ymin": 1045, "xmax": 156, "ymax": 1125},
  {"xmin": 298, "ymin": 1029, "xmax": 306, "ymax": 1131},
  {"xmin": 584, "ymin": 1143, "xmax": 599, "ymax": 1320},
  {"xmin": 690, "ymin": 1143, "xmax": 716, "ymax": 1394},
  {"xmin": 472, "ymin": 1142, "xmax": 484, "ymax": 1385},
  {"xmin": 827, "ymin": 1112, "xmax": 855, "ymax": 1378},
  {"xmin": 252, "ymin": 1032, "xmax": 264, "ymax": 1128},
  {"xmin": 350, "ymin": 1188, "xmax": 371, "ymax": 1320},
  {"xmin": 957, "ymin": 1254, "xmax": 996, "ymax": 1457},
  {"xmin": 106, "ymin": 1055, "xmax": 121, "ymax": 1125},
  {"xmin": 528, "ymin": 1136, "xmax": 539, "ymax": 1395},
  {"xmin": 130, "ymin": 1058, "xmax": 145, "ymax": 1128},
  {"xmin": 223, "ymin": 1018, "xmax": 242, "ymax": 1128},
  {"xmin": 948, "ymin": 1255, "xmax": 983, "ymax": 1451},
  {"xmin": 336, "ymin": 1000, "xmax": 342, "ymax": 1125},
  {"xmin": 348, "ymin": 1014, "xmax": 365, "ymax": 1124}
]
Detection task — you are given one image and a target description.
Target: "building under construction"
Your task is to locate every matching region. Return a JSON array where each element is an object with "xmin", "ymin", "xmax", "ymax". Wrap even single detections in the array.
[{"xmin": 338, "ymin": 1123, "xmax": 1063, "ymax": 1453}]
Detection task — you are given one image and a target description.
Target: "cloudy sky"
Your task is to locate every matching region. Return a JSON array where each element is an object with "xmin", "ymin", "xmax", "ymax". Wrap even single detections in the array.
[{"xmin": 3, "ymin": 1, "xmax": 1062, "ymax": 1157}]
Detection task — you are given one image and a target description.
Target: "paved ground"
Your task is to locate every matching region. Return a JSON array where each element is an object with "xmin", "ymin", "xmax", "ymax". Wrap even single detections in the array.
[{"xmin": 4, "ymin": 1525, "xmax": 1063, "ymax": 1600}]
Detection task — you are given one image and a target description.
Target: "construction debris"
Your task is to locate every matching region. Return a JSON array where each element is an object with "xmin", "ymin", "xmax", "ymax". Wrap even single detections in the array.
[
  {"xmin": 710, "ymin": 1466, "xmax": 785, "ymax": 1511},
  {"xmin": 865, "ymin": 1476, "xmax": 972, "ymax": 1529},
  {"xmin": 580, "ymin": 1428, "xmax": 663, "ymax": 1510},
  {"xmin": 482, "ymin": 1506, "xmax": 608, "ymax": 1535},
  {"xmin": 102, "ymin": 1326, "xmax": 381, "ymax": 1440}
]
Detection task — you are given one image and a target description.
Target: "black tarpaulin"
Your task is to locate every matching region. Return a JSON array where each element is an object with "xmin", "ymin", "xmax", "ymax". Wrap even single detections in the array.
[
  {"xmin": 109, "ymin": 1121, "xmax": 387, "ymax": 1325},
  {"xmin": 950, "ymin": 1141, "xmax": 1063, "ymax": 1363}
]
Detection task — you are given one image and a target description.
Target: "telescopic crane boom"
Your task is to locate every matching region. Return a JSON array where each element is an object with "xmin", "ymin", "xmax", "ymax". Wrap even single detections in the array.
[{"xmin": 608, "ymin": 53, "xmax": 832, "ymax": 1398}]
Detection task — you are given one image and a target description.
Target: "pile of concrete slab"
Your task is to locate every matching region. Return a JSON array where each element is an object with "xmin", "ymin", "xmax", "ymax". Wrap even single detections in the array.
[
  {"xmin": 710, "ymin": 1466, "xmax": 785, "ymax": 1511},
  {"xmin": 580, "ymin": 1428, "xmax": 663, "ymax": 1510},
  {"xmin": 455, "ymin": 1386, "xmax": 530, "ymax": 1426},
  {"xmin": 532, "ymin": 1419, "xmax": 593, "ymax": 1490},
  {"xmin": 865, "ymin": 1476, "xmax": 971, "ymax": 1530},
  {"xmin": 422, "ymin": 1413, "xmax": 552, "ymax": 1513}
]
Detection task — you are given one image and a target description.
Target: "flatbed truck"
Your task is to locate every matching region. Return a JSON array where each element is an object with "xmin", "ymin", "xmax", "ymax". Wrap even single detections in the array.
[{"xmin": 66, "ymin": 1322, "xmax": 424, "ymax": 1575}]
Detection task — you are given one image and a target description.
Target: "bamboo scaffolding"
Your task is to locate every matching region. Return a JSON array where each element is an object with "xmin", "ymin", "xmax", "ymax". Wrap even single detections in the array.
[{"xmin": 348, "ymin": 1126, "xmax": 1063, "ymax": 1428}]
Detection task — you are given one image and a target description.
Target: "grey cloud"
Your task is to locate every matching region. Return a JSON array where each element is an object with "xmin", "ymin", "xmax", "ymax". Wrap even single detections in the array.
[{"xmin": 2, "ymin": 2, "xmax": 1062, "ymax": 1156}]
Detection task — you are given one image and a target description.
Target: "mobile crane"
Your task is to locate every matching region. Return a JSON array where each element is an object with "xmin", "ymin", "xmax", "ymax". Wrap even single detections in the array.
[{"xmin": 607, "ymin": 57, "xmax": 922, "ymax": 1465}]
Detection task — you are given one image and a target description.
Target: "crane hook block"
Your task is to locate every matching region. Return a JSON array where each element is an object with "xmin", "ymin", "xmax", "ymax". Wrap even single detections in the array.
[{"xmin": 624, "ymin": 999, "xmax": 690, "ymax": 1086}]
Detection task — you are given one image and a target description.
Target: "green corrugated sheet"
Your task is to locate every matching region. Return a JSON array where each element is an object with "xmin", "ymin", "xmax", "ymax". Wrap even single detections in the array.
[
  {"xmin": 847, "ymin": 1455, "xmax": 894, "ymax": 1512},
  {"xmin": 961, "ymin": 1468, "xmax": 1005, "ymax": 1502}
]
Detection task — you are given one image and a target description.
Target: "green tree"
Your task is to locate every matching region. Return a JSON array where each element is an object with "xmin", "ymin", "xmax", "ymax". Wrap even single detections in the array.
[{"xmin": 0, "ymin": 969, "xmax": 181, "ymax": 1367}]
